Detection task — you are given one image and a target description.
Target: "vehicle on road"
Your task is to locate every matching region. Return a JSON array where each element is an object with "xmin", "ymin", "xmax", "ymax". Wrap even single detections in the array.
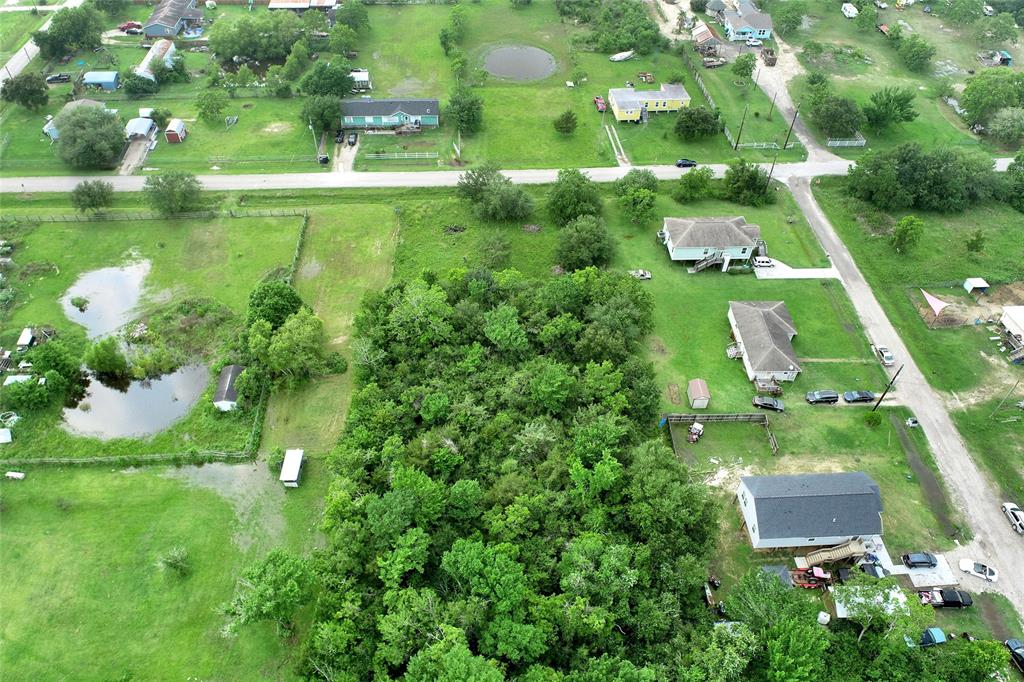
[
  {"xmin": 806, "ymin": 389, "xmax": 839, "ymax": 404},
  {"xmin": 918, "ymin": 588, "xmax": 973, "ymax": 608},
  {"xmin": 675, "ymin": 158, "xmax": 697, "ymax": 168},
  {"xmin": 594, "ymin": 96, "xmax": 606, "ymax": 112},
  {"xmin": 752, "ymin": 396, "xmax": 784, "ymax": 412},
  {"xmin": 1005, "ymin": 639, "xmax": 1024, "ymax": 673},
  {"xmin": 1002, "ymin": 502, "xmax": 1024, "ymax": 534},
  {"xmin": 752, "ymin": 256, "xmax": 773, "ymax": 268},
  {"xmin": 745, "ymin": 38, "xmax": 763, "ymax": 47},
  {"xmin": 875, "ymin": 346, "xmax": 895, "ymax": 366},
  {"xmin": 347, "ymin": 133, "xmax": 357, "ymax": 146},
  {"xmin": 125, "ymin": 28, "xmax": 143, "ymax": 35},
  {"xmin": 628, "ymin": 269, "xmax": 652, "ymax": 280},
  {"xmin": 902, "ymin": 552, "xmax": 938, "ymax": 568},
  {"xmin": 119, "ymin": 21, "xmax": 142, "ymax": 30},
  {"xmin": 844, "ymin": 390, "xmax": 876, "ymax": 403},
  {"xmin": 958, "ymin": 558, "xmax": 998, "ymax": 582},
  {"xmin": 45, "ymin": 74, "xmax": 71, "ymax": 84}
]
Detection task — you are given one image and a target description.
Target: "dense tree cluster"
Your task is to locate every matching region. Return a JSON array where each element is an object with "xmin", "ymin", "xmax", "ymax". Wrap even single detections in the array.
[
  {"xmin": 55, "ymin": 106, "xmax": 124, "ymax": 169},
  {"xmin": 556, "ymin": 0, "xmax": 667, "ymax": 54},
  {"xmin": 457, "ymin": 164, "xmax": 535, "ymax": 221},
  {"xmin": 847, "ymin": 143, "xmax": 999, "ymax": 211},
  {"xmin": 285, "ymin": 267, "xmax": 719, "ymax": 679},
  {"xmin": 32, "ymin": 4, "xmax": 103, "ymax": 59},
  {"xmin": 0, "ymin": 73, "xmax": 48, "ymax": 110},
  {"xmin": 209, "ymin": 11, "xmax": 304, "ymax": 63},
  {"xmin": 960, "ymin": 69, "xmax": 1024, "ymax": 125}
]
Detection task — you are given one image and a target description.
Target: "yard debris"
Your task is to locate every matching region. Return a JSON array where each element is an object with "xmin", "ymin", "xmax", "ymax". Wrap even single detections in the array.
[
  {"xmin": 522, "ymin": 224, "xmax": 541, "ymax": 233},
  {"xmin": 443, "ymin": 224, "xmax": 466, "ymax": 234}
]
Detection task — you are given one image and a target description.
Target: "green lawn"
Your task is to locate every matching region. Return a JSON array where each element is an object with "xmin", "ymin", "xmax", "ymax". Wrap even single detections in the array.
[
  {"xmin": 0, "ymin": 461, "xmax": 327, "ymax": 679},
  {"xmin": 951, "ymin": 399, "xmax": 1024, "ymax": 501},
  {"xmin": 812, "ymin": 178, "xmax": 1024, "ymax": 394},
  {"xmin": 0, "ymin": 11, "xmax": 46, "ymax": 63}
]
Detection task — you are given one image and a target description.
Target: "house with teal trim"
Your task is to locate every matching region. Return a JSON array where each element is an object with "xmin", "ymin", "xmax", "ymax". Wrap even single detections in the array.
[
  {"xmin": 723, "ymin": 0, "xmax": 773, "ymax": 41},
  {"xmin": 341, "ymin": 98, "xmax": 440, "ymax": 129},
  {"xmin": 659, "ymin": 216, "xmax": 764, "ymax": 271}
]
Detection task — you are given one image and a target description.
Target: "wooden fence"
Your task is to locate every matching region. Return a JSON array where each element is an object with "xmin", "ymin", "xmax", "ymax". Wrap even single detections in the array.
[{"xmin": 665, "ymin": 412, "xmax": 780, "ymax": 456}]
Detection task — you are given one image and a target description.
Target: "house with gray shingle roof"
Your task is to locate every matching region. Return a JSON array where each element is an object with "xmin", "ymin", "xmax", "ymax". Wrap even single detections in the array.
[
  {"xmin": 144, "ymin": 0, "xmax": 203, "ymax": 37},
  {"xmin": 661, "ymin": 216, "xmax": 761, "ymax": 267},
  {"xmin": 737, "ymin": 472, "xmax": 884, "ymax": 549},
  {"xmin": 341, "ymin": 98, "xmax": 440, "ymax": 129},
  {"xmin": 723, "ymin": 0, "xmax": 773, "ymax": 41},
  {"xmin": 728, "ymin": 300, "xmax": 801, "ymax": 382}
]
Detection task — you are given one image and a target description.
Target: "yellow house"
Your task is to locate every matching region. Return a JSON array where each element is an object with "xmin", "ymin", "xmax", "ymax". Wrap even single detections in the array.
[{"xmin": 608, "ymin": 83, "xmax": 691, "ymax": 122}]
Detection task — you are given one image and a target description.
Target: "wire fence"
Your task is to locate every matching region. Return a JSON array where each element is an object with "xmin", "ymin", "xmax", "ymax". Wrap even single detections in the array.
[
  {"xmin": 9, "ymin": 208, "xmax": 307, "ymax": 224},
  {"xmin": 364, "ymin": 152, "xmax": 439, "ymax": 160},
  {"xmin": 1, "ymin": 451, "xmax": 251, "ymax": 468},
  {"xmin": 827, "ymin": 132, "xmax": 867, "ymax": 147}
]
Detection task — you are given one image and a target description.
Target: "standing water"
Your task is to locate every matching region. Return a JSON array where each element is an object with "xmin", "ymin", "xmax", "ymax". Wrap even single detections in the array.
[
  {"xmin": 61, "ymin": 261, "xmax": 151, "ymax": 339},
  {"xmin": 483, "ymin": 45, "xmax": 557, "ymax": 82}
]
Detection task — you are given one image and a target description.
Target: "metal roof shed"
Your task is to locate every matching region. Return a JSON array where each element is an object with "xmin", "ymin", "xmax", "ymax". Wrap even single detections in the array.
[
  {"xmin": 213, "ymin": 364, "xmax": 244, "ymax": 411},
  {"xmin": 82, "ymin": 71, "xmax": 120, "ymax": 91},
  {"xmin": 280, "ymin": 449, "xmax": 304, "ymax": 487},
  {"xmin": 963, "ymin": 277, "xmax": 989, "ymax": 294}
]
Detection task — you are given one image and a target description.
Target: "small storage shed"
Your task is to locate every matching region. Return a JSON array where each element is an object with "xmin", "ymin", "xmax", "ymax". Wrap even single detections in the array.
[
  {"xmin": 165, "ymin": 118, "xmax": 187, "ymax": 143},
  {"xmin": 82, "ymin": 71, "xmax": 120, "ymax": 91},
  {"xmin": 842, "ymin": 2, "xmax": 859, "ymax": 17},
  {"xmin": 125, "ymin": 117, "xmax": 157, "ymax": 140},
  {"xmin": 0, "ymin": 429, "xmax": 12, "ymax": 445},
  {"xmin": 15, "ymin": 328, "xmax": 34, "ymax": 351},
  {"xmin": 963, "ymin": 277, "xmax": 989, "ymax": 295},
  {"xmin": 213, "ymin": 364, "xmax": 244, "ymax": 411},
  {"xmin": 280, "ymin": 449, "xmax": 304, "ymax": 488},
  {"xmin": 687, "ymin": 378, "xmax": 711, "ymax": 409}
]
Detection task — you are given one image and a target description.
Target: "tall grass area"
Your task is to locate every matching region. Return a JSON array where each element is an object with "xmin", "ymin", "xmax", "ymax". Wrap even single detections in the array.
[
  {"xmin": 813, "ymin": 177, "xmax": 1024, "ymax": 393},
  {"xmin": 952, "ymin": 400, "xmax": 1024, "ymax": 501}
]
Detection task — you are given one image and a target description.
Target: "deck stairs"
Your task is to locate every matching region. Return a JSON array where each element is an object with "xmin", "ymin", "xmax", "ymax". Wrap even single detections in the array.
[
  {"xmin": 693, "ymin": 250, "xmax": 724, "ymax": 273},
  {"xmin": 795, "ymin": 539, "xmax": 867, "ymax": 568}
]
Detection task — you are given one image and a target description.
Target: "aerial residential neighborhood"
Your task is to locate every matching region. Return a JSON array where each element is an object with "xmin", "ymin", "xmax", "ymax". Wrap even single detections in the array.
[{"xmin": 0, "ymin": 0, "xmax": 1022, "ymax": 678}]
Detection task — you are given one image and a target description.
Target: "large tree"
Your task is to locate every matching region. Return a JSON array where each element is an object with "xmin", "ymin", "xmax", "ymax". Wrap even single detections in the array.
[
  {"xmin": 208, "ymin": 11, "xmax": 303, "ymax": 62},
  {"xmin": 335, "ymin": 1, "xmax": 370, "ymax": 31},
  {"xmin": 32, "ymin": 5, "xmax": 103, "ymax": 58},
  {"xmin": 863, "ymin": 86, "xmax": 918, "ymax": 129},
  {"xmin": 556, "ymin": 215, "xmax": 615, "ymax": 270},
  {"xmin": 897, "ymin": 34, "xmax": 937, "ymax": 72},
  {"xmin": 0, "ymin": 73, "xmax": 48, "ymax": 110},
  {"xmin": 328, "ymin": 23, "xmax": 358, "ymax": 55},
  {"xmin": 674, "ymin": 106, "xmax": 722, "ymax": 140},
  {"xmin": 446, "ymin": 85, "xmax": 484, "ymax": 134},
  {"xmin": 811, "ymin": 94, "xmax": 865, "ymax": 138},
  {"xmin": 944, "ymin": 0, "xmax": 984, "ymax": 24},
  {"xmin": 300, "ymin": 61, "xmax": 354, "ymax": 98},
  {"xmin": 55, "ymin": 107, "xmax": 124, "ymax": 169},
  {"xmin": 196, "ymin": 89, "xmax": 228, "ymax": 122},
  {"xmin": 222, "ymin": 550, "xmax": 311, "ymax": 636},
  {"xmin": 974, "ymin": 12, "xmax": 1019, "ymax": 44},
  {"xmin": 546, "ymin": 168, "xmax": 602, "ymax": 225},
  {"xmin": 960, "ymin": 69, "xmax": 1024, "ymax": 123},
  {"xmin": 247, "ymin": 280, "xmax": 304, "ymax": 330},
  {"xmin": 723, "ymin": 159, "xmax": 774, "ymax": 206},
  {"xmin": 990, "ymin": 106, "xmax": 1024, "ymax": 144},
  {"xmin": 71, "ymin": 180, "xmax": 114, "ymax": 214},
  {"xmin": 143, "ymin": 171, "xmax": 203, "ymax": 216},
  {"xmin": 301, "ymin": 95, "xmax": 342, "ymax": 133}
]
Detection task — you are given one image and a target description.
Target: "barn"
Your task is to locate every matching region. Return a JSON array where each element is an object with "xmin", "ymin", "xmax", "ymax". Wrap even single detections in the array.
[{"xmin": 165, "ymin": 118, "xmax": 188, "ymax": 143}]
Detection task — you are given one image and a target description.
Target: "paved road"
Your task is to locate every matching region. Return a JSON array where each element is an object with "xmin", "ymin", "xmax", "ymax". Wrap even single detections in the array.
[
  {"xmin": 0, "ymin": 0, "xmax": 85, "ymax": 88},
  {"xmin": 789, "ymin": 177, "xmax": 1024, "ymax": 610}
]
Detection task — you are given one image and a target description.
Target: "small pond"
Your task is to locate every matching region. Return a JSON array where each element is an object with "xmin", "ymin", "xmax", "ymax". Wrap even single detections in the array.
[
  {"xmin": 61, "ymin": 261, "xmax": 151, "ymax": 339},
  {"xmin": 62, "ymin": 364, "xmax": 209, "ymax": 440},
  {"xmin": 483, "ymin": 45, "xmax": 557, "ymax": 81}
]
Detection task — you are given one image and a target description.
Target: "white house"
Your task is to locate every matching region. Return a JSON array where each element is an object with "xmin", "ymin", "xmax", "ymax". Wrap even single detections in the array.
[
  {"xmin": 349, "ymin": 68, "xmax": 372, "ymax": 92},
  {"xmin": 842, "ymin": 2, "xmax": 859, "ymax": 18},
  {"xmin": 280, "ymin": 449, "xmax": 304, "ymax": 488},
  {"xmin": 728, "ymin": 301, "xmax": 801, "ymax": 382},
  {"xmin": 134, "ymin": 39, "xmax": 177, "ymax": 81},
  {"xmin": 737, "ymin": 472, "xmax": 884, "ymax": 549},
  {"xmin": 723, "ymin": 0, "xmax": 773, "ymax": 41},
  {"xmin": 213, "ymin": 364, "xmax": 245, "ymax": 411},
  {"xmin": 660, "ymin": 216, "xmax": 762, "ymax": 269}
]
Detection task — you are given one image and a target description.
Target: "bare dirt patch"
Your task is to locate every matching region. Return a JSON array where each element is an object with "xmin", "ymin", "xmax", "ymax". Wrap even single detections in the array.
[
  {"xmin": 391, "ymin": 77, "xmax": 425, "ymax": 97},
  {"xmin": 262, "ymin": 122, "xmax": 294, "ymax": 134},
  {"xmin": 298, "ymin": 258, "xmax": 322, "ymax": 280}
]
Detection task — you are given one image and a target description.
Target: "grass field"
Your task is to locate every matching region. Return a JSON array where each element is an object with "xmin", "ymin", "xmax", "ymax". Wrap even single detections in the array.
[
  {"xmin": 0, "ymin": 460, "xmax": 328, "ymax": 679},
  {"xmin": 812, "ymin": 178, "xmax": 1024, "ymax": 394},
  {"xmin": 952, "ymin": 399, "xmax": 1024, "ymax": 502},
  {"xmin": 0, "ymin": 11, "xmax": 46, "ymax": 64}
]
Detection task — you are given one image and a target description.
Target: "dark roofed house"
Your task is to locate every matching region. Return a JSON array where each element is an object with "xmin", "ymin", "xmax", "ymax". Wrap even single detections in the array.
[
  {"xmin": 737, "ymin": 472, "xmax": 884, "ymax": 549},
  {"xmin": 661, "ymin": 216, "xmax": 762, "ymax": 271},
  {"xmin": 341, "ymin": 98, "xmax": 440, "ymax": 129},
  {"xmin": 213, "ymin": 364, "xmax": 245, "ymax": 411},
  {"xmin": 728, "ymin": 300, "xmax": 801, "ymax": 382},
  {"xmin": 144, "ymin": 0, "xmax": 203, "ymax": 37}
]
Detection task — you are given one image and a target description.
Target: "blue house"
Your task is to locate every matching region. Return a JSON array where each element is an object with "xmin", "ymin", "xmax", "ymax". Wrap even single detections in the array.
[
  {"xmin": 723, "ymin": 0, "xmax": 773, "ymax": 41},
  {"xmin": 144, "ymin": 0, "xmax": 203, "ymax": 38},
  {"xmin": 82, "ymin": 71, "xmax": 119, "ymax": 91},
  {"xmin": 341, "ymin": 98, "xmax": 440, "ymax": 129}
]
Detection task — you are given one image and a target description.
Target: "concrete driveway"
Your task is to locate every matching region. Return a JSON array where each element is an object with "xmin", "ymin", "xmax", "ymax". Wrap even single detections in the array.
[
  {"xmin": 788, "ymin": 176, "xmax": 1024, "ymax": 610},
  {"xmin": 753, "ymin": 257, "xmax": 841, "ymax": 280}
]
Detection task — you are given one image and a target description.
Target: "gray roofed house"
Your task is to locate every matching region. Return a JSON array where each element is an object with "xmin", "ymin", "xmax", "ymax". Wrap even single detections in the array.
[
  {"xmin": 144, "ymin": 0, "xmax": 203, "ymax": 37},
  {"xmin": 213, "ymin": 364, "xmax": 245, "ymax": 411},
  {"xmin": 737, "ymin": 472, "xmax": 884, "ymax": 549},
  {"xmin": 661, "ymin": 216, "xmax": 761, "ymax": 266},
  {"xmin": 341, "ymin": 98, "xmax": 440, "ymax": 128},
  {"xmin": 728, "ymin": 300, "xmax": 801, "ymax": 382},
  {"xmin": 607, "ymin": 83, "xmax": 690, "ymax": 122},
  {"xmin": 723, "ymin": 0, "xmax": 773, "ymax": 41},
  {"xmin": 706, "ymin": 0, "xmax": 727, "ymax": 13}
]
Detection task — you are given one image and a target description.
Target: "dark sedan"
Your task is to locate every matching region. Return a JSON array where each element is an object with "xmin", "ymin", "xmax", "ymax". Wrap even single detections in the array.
[
  {"xmin": 675, "ymin": 158, "xmax": 698, "ymax": 168},
  {"xmin": 752, "ymin": 396, "xmax": 784, "ymax": 412},
  {"xmin": 902, "ymin": 552, "xmax": 938, "ymax": 569},
  {"xmin": 1005, "ymin": 639, "xmax": 1024, "ymax": 673},
  {"xmin": 806, "ymin": 389, "xmax": 839, "ymax": 405},
  {"xmin": 843, "ymin": 390, "xmax": 876, "ymax": 403}
]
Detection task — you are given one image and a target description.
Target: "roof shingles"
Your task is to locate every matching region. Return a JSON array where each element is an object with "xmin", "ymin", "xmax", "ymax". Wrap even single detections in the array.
[
  {"xmin": 729, "ymin": 300, "xmax": 800, "ymax": 374},
  {"xmin": 742, "ymin": 472, "xmax": 884, "ymax": 539}
]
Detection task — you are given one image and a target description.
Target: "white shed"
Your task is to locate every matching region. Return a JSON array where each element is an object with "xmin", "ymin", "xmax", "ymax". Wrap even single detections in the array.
[
  {"xmin": 963, "ymin": 277, "xmax": 989, "ymax": 295},
  {"xmin": 279, "ymin": 449, "xmax": 304, "ymax": 488},
  {"xmin": 16, "ymin": 328, "xmax": 34, "ymax": 351},
  {"xmin": 0, "ymin": 429, "xmax": 12, "ymax": 445},
  {"xmin": 842, "ymin": 3, "xmax": 859, "ymax": 18},
  {"xmin": 1001, "ymin": 306, "xmax": 1024, "ymax": 343}
]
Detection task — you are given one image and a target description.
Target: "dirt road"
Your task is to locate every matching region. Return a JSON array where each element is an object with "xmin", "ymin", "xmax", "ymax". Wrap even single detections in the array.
[{"xmin": 789, "ymin": 177, "xmax": 1024, "ymax": 610}]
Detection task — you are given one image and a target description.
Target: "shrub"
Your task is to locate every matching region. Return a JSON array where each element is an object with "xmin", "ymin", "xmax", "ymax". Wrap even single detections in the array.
[{"xmin": 556, "ymin": 215, "xmax": 614, "ymax": 271}]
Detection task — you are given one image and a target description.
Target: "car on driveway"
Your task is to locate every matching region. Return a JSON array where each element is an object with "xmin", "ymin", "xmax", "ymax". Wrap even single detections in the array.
[
  {"xmin": 902, "ymin": 552, "xmax": 938, "ymax": 568},
  {"xmin": 675, "ymin": 158, "xmax": 698, "ymax": 168},
  {"xmin": 959, "ymin": 558, "xmax": 998, "ymax": 582},
  {"xmin": 844, "ymin": 390, "xmax": 876, "ymax": 403},
  {"xmin": 125, "ymin": 27, "xmax": 143, "ymax": 35},
  {"xmin": 919, "ymin": 588, "xmax": 973, "ymax": 608},
  {"xmin": 1005, "ymin": 639, "xmax": 1024, "ymax": 673},
  {"xmin": 745, "ymin": 38, "xmax": 763, "ymax": 47},
  {"xmin": 119, "ymin": 21, "xmax": 142, "ymax": 30},
  {"xmin": 1002, "ymin": 502, "xmax": 1024, "ymax": 534},
  {"xmin": 752, "ymin": 396, "xmax": 784, "ymax": 412},
  {"xmin": 628, "ymin": 269, "xmax": 652, "ymax": 280},
  {"xmin": 593, "ymin": 96, "xmax": 606, "ymax": 112},
  {"xmin": 875, "ymin": 346, "xmax": 895, "ymax": 366},
  {"xmin": 346, "ymin": 132, "xmax": 358, "ymax": 146},
  {"xmin": 45, "ymin": 73, "xmax": 71, "ymax": 84},
  {"xmin": 752, "ymin": 256, "xmax": 773, "ymax": 268},
  {"xmin": 806, "ymin": 389, "xmax": 839, "ymax": 405}
]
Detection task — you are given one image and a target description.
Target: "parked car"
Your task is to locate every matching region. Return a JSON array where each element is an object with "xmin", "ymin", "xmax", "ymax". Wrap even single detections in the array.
[
  {"xmin": 346, "ymin": 132, "xmax": 357, "ymax": 146},
  {"xmin": 958, "ymin": 558, "xmax": 998, "ymax": 582},
  {"xmin": 675, "ymin": 158, "xmax": 697, "ymax": 168},
  {"xmin": 45, "ymin": 73, "xmax": 71, "ymax": 84},
  {"xmin": 745, "ymin": 38, "xmax": 763, "ymax": 47},
  {"xmin": 1002, "ymin": 502, "xmax": 1024, "ymax": 534},
  {"xmin": 901, "ymin": 552, "xmax": 938, "ymax": 569},
  {"xmin": 317, "ymin": 153, "xmax": 329, "ymax": 165},
  {"xmin": 843, "ymin": 390, "xmax": 876, "ymax": 403},
  {"xmin": 58, "ymin": 54, "xmax": 73, "ymax": 64},
  {"xmin": 874, "ymin": 0, "xmax": 888, "ymax": 7},
  {"xmin": 752, "ymin": 396, "xmax": 784, "ymax": 412},
  {"xmin": 125, "ymin": 27, "xmax": 143, "ymax": 35},
  {"xmin": 118, "ymin": 21, "xmax": 142, "ymax": 30},
  {"xmin": 919, "ymin": 588, "xmax": 973, "ymax": 608},
  {"xmin": 875, "ymin": 346, "xmax": 895, "ymax": 366},
  {"xmin": 752, "ymin": 256, "xmax": 773, "ymax": 268},
  {"xmin": 593, "ymin": 95, "xmax": 606, "ymax": 112},
  {"xmin": 806, "ymin": 389, "xmax": 839, "ymax": 405},
  {"xmin": 628, "ymin": 269, "xmax": 652, "ymax": 280},
  {"xmin": 1005, "ymin": 639, "xmax": 1024, "ymax": 673}
]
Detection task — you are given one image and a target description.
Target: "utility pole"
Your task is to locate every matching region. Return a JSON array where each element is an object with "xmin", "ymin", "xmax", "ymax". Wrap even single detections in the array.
[
  {"xmin": 308, "ymin": 118, "xmax": 318, "ymax": 159},
  {"xmin": 871, "ymin": 365, "xmax": 903, "ymax": 412},
  {"xmin": 767, "ymin": 90, "xmax": 778, "ymax": 120},
  {"xmin": 733, "ymin": 103, "xmax": 749, "ymax": 150},
  {"xmin": 763, "ymin": 150, "xmax": 779, "ymax": 194},
  {"xmin": 989, "ymin": 379, "xmax": 1022, "ymax": 419},
  {"xmin": 782, "ymin": 104, "xmax": 800, "ymax": 150}
]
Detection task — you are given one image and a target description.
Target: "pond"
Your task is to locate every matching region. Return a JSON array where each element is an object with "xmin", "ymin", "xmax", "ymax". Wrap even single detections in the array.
[
  {"xmin": 61, "ymin": 364, "xmax": 209, "ymax": 440},
  {"xmin": 61, "ymin": 261, "xmax": 151, "ymax": 339},
  {"xmin": 482, "ymin": 45, "xmax": 557, "ymax": 82}
]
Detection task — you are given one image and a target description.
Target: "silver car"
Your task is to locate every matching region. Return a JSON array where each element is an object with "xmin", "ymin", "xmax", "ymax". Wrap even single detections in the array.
[{"xmin": 1003, "ymin": 502, "xmax": 1024, "ymax": 534}]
